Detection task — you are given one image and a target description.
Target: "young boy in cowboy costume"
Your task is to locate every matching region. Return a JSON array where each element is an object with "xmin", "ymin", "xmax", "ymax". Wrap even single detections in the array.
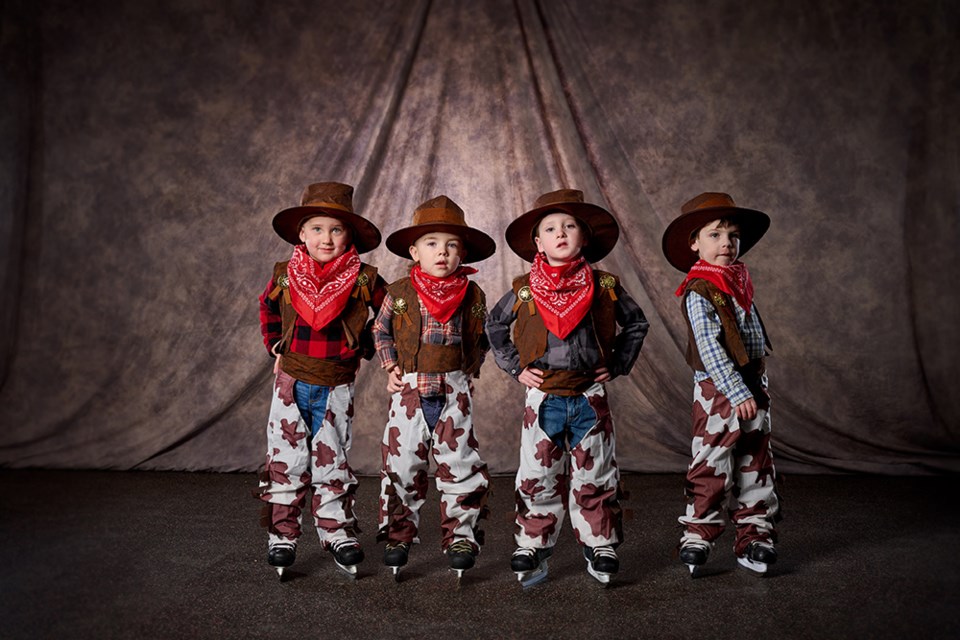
[
  {"xmin": 372, "ymin": 195, "xmax": 495, "ymax": 580},
  {"xmin": 661, "ymin": 192, "xmax": 780, "ymax": 577},
  {"xmin": 486, "ymin": 189, "xmax": 649, "ymax": 585},
  {"xmin": 257, "ymin": 181, "xmax": 387, "ymax": 579}
]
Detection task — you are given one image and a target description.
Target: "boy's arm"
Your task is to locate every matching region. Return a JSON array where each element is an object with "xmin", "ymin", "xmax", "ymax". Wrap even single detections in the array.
[
  {"xmin": 484, "ymin": 289, "xmax": 522, "ymax": 380},
  {"xmin": 686, "ymin": 292, "xmax": 752, "ymax": 405},
  {"xmin": 610, "ymin": 284, "xmax": 650, "ymax": 378},
  {"xmin": 372, "ymin": 292, "xmax": 399, "ymax": 372},
  {"xmin": 258, "ymin": 277, "xmax": 282, "ymax": 356},
  {"xmin": 358, "ymin": 274, "xmax": 390, "ymax": 361}
]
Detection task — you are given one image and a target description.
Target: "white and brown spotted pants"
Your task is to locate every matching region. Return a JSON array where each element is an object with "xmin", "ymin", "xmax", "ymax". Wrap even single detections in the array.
[
  {"xmin": 257, "ymin": 370, "xmax": 359, "ymax": 550},
  {"xmin": 679, "ymin": 379, "xmax": 779, "ymax": 556},
  {"xmin": 378, "ymin": 370, "xmax": 489, "ymax": 551},
  {"xmin": 514, "ymin": 383, "xmax": 622, "ymax": 550}
]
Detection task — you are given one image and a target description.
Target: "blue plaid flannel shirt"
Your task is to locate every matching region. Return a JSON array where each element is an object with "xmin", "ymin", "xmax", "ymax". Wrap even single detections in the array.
[{"xmin": 686, "ymin": 292, "xmax": 767, "ymax": 406}]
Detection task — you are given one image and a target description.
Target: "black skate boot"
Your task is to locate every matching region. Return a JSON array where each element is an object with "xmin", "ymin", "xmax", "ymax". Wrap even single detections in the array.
[
  {"xmin": 583, "ymin": 546, "xmax": 618, "ymax": 585},
  {"xmin": 737, "ymin": 540, "xmax": 777, "ymax": 576},
  {"xmin": 267, "ymin": 542, "xmax": 296, "ymax": 580},
  {"xmin": 383, "ymin": 541, "xmax": 410, "ymax": 580},
  {"xmin": 329, "ymin": 537, "xmax": 364, "ymax": 579},
  {"xmin": 511, "ymin": 547, "xmax": 552, "ymax": 588},
  {"xmin": 447, "ymin": 540, "xmax": 478, "ymax": 585},
  {"xmin": 679, "ymin": 540, "xmax": 711, "ymax": 577}
]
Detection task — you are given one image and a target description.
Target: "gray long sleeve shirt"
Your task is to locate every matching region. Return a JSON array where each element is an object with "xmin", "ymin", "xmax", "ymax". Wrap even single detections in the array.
[{"xmin": 485, "ymin": 278, "xmax": 649, "ymax": 381}]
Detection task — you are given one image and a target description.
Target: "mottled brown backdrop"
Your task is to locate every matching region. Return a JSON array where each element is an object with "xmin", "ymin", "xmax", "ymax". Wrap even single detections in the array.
[{"xmin": 1, "ymin": 0, "xmax": 957, "ymax": 474}]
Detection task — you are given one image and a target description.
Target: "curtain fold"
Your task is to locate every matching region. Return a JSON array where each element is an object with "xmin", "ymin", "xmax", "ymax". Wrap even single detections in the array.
[{"xmin": 0, "ymin": 0, "xmax": 956, "ymax": 474}]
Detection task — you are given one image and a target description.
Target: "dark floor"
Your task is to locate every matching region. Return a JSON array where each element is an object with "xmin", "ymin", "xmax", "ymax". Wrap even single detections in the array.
[{"xmin": 1, "ymin": 471, "xmax": 958, "ymax": 640}]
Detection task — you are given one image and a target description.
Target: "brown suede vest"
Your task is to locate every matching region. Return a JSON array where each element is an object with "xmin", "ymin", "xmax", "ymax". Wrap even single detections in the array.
[
  {"xmin": 681, "ymin": 278, "xmax": 771, "ymax": 374},
  {"xmin": 387, "ymin": 277, "xmax": 486, "ymax": 376},
  {"xmin": 511, "ymin": 271, "xmax": 619, "ymax": 373},
  {"xmin": 269, "ymin": 260, "xmax": 379, "ymax": 386}
]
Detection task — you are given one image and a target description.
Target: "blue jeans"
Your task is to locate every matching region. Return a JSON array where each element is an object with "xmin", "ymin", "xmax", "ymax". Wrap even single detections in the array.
[
  {"xmin": 538, "ymin": 393, "xmax": 597, "ymax": 450},
  {"xmin": 294, "ymin": 381, "xmax": 331, "ymax": 438},
  {"xmin": 420, "ymin": 395, "xmax": 444, "ymax": 433}
]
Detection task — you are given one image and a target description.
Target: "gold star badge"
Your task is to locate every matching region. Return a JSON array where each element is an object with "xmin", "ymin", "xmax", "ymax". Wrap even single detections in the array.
[
  {"xmin": 599, "ymin": 274, "xmax": 616, "ymax": 290},
  {"xmin": 471, "ymin": 302, "xmax": 486, "ymax": 319},
  {"xmin": 712, "ymin": 293, "xmax": 726, "ymax": 307},
  {"xmin": 518, "ymin": 286, "xmax": 533, "ymax": 302},
  {"xmin": 356, "ymin": 272, "xmax": 369, "ymax": 287},
  {"xmin": 393, "ymin": 298, "xmax": 408, "ymax": 314},
  {"xmin": 277, "ymin": 274, "xmax": 289, "ymax": 289}
]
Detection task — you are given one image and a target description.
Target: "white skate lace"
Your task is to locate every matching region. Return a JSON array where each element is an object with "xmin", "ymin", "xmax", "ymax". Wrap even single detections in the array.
[
  {"xmin": 385, "ymin": 541, "xmax": 409, "ymax": 551},
  {"xmin": 331, "ymin": 537, "xmax": 359, "ymax": 552},
  {"xmin": 512, "ymin": 547, "xmax": 536, "ymax": 560},
  {"xmin": 681, "ymin": 539, "xmax": 711, "ymax": 552},
  {"xmin": 592, "ymin": 546, "xmax": 617, "ymax": 561}
]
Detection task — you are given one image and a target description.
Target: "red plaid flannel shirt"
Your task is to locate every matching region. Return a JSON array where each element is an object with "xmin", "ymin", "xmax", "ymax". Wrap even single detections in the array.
[
  {"xmin": 259, "ymin": 272, "xmax": 386, "ymax": 361},
  {"xmin": 373, "ymin": 291, "xmax": 482, "ymax": 397}
]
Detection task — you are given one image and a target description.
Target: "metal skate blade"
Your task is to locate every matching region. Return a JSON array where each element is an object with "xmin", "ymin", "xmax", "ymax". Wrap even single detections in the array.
[
  {"xmin": 516, "ymin": 559, "xmax": 549, "ymax": 588},
  {"xmin": 334, "ymin": 561, "xmax": 358, "ymax": 580},
  {"xmin": 585, "ymin": 560, "xmax": 611, "ymax": 586},
  {"xmin": 737, "ymin": 556, "xmax": 768, "ymax": 576},
  {"xmin": 686, "ymin": 563, "xmax": 703, "ymax": 578},
  {"xmin": 452, "ymin": 568, "xmax": 465, "ymax": 589},
  {"xmin": 275, "ymin": 566, "xmax": 285, "ymax": 580},
  {"xmin": 390, "ymin": 566, "xmax": 401, "ymax": 582}
]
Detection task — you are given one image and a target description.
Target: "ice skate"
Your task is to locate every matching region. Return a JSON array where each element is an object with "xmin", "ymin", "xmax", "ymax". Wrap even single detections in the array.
[
  {"xmin": 583, "ymin": 546, "xmax": 618, "ymax": 586},
  {"xmin": 328, "ymin": 537, "xmax": 364, "ymax": 579},
  {"xmin": 446, "ymin": 540, "xmax": 478, "ymax": 586},
  {"xmin": 736, "ymin": 540, "xmax": 777, "ymax": 576},
  {"xmin": 383, "ymin": 541, "xmax": 410, "ymax": 581},
  {"xmin": 267, "ymin": 542, "xmax": 296, "ymax": 580},
  {"xmin": 679, "ymin": 540, "xmax": 711, "ymax": 578},
  {"xmin": 511, "ymin": 547, "xmax": 552, "ymax": 588}
]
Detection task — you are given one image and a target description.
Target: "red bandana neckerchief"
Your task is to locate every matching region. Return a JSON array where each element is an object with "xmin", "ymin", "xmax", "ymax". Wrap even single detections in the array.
[
  {"xmin": 410, "ymin": 263, "xmax": 477, "ymax": 324},
  {"xmin": 675, "ymin": 259, "xmax": 754, "ymax": 313},
  {"xmin": 529, "ymin": 252, "xmax": 594, "ymax": 340},
  {"xmin": 287, "ymin": 244, "xmax": 361, "ymax": 330}
]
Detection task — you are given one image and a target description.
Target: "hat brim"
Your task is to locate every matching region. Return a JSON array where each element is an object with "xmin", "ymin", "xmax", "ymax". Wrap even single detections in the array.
[
  {"xmin": 505, "ymin": 202, "xmax": 620, "ymax": 263},
  {"xmin": 661, "ymin": 206, "xmax": 770, "ymax": 272},
  {"xmin": 385, "ymin": 224, "xmax": 497, "ymax": 264},
  {"xmin": 272, "ymin": 205, "xmax": 382, "ymax": 254}
]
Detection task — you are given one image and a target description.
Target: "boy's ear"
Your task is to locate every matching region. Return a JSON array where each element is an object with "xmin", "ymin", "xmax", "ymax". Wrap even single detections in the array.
[{"xmin": 408, "ymin": 245, "xmax": 419, "ymax": 262}]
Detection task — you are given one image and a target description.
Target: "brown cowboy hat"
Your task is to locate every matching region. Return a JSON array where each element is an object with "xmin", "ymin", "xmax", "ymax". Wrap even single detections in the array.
[
  {"xmin": 385, "ymin": 195, "xmax": 496, "ymax": 264},
  {"xmin": 272, "ymin": 181, "xmax": 382, "ymax": 253},
  {"xmin": 505, "ymin": 188, "xmax": 620, "ymax": 263},
  {"xmin": 661, "ymin": 192, "xmax": 770, "ymax": 272}
]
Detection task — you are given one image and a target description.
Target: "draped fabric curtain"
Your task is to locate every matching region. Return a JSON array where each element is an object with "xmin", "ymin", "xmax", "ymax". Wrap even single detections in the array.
[{"xmin": 1, "ymin": 0, "xmax": 957, "ymax": 474}]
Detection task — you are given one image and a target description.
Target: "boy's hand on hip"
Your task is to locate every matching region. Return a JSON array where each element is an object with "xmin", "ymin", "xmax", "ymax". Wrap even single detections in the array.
[
  {"xmin": 386, "ymin": 366, "xmax": 404, "ymax": 393},
  {"xmin": 736, "ymin": 398, "xmax": 758, "ymax": 421},
  {"xmin": 518, "ymin": 367, "xmax": 544, "ymax": 389},
  {"xmin": 270, "ymin": 343, "xmax": 282, "ymax": 375},
  {"xmin": 593, "ymin": 367, "xmax": 611, "ymax": 383}
]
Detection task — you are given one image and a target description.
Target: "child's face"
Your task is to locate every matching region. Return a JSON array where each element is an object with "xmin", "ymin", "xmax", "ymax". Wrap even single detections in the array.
[
  {"xmin": 534, "ymin": 213, "xmax": 586, "ymax": 265},
  {"xmin": 691, "ymin": 220, "xmax": 740, "ymax": 266},
  {"xmin": 298, "ymin": 215, "xmax": 352, "ymax": 264},
  {"xmin": 409, "ymin": 232, "xmax": 465, "ymax": 278}
]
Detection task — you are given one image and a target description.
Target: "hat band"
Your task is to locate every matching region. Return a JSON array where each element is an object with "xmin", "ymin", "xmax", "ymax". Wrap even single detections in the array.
[
  {"xmin": 413, "ymin": 208, "xmax": 466, "ymax": 226},
  {"xmin": 302, "ymin": 201, "xmax": 353, "ymax": 214}
]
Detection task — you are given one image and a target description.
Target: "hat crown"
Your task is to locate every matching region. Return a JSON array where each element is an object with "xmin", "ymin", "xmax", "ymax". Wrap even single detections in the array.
[
  {"xmin": 532, "ymin": 189, "xmax": 586, "ymax": 210},
  {"xmin": 412, "ymin": 195, "xmax": 467, "ymax": 227},
  {"xmin": 301, "ymin": 182, "xmax": 354, "ymax": 212},
  {"xmin": 681, "ymin": 192, "xmax": 737, "ymax": 215}
]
